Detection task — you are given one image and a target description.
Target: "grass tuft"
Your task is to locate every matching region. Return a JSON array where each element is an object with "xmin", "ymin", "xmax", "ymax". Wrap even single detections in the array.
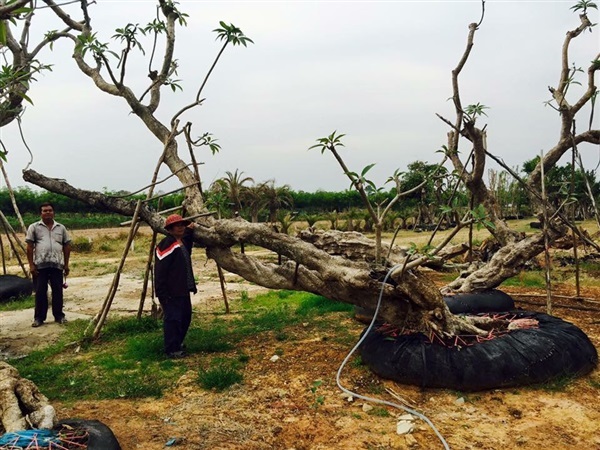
[{"xmin": 198, "ymin": 357, "xmax": 244, "ymax": 391}]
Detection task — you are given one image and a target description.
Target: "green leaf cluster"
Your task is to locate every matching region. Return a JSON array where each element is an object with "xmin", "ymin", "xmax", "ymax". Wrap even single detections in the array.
[{"xmin": 213, "ymin": 21, "xmax": 254, "ymax": 46}]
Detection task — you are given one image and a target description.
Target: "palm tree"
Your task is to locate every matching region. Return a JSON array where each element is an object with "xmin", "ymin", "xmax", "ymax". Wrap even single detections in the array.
[
  {"xmin": 206, "ymin": 181, "xmax": 231, "ymax": 219},
  {"xmin": 240, "ymin": 184, "xmax": 264, "ymax": 223},
  {"xmin": 276, "ymin": 210, "xmax": 297, "ymax": 235},
  {"xmin": 221, "ymin": 169, "xmax": 254, "ymax": 212},
  {"xmin": 260, "ymin": 180, "xmax": 293, "ymax": 223}
]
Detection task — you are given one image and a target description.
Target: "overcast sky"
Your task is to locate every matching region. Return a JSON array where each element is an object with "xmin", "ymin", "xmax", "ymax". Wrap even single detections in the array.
[{"xmin": 1, "ymin": 0, "xmax": 599, "ymax": 196}]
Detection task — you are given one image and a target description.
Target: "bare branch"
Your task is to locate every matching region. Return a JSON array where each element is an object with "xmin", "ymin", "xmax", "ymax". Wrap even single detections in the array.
[{"xmin": 41, "ymin": 0, "xmax": 85, "ymax": 31}]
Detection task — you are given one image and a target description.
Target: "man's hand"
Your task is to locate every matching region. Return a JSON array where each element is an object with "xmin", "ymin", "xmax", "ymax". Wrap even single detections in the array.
[
  {"xmin": 29, "ymin": 264, "xmax": 37, "ymax": 277},
  {"xmin": 64, "ymin": 266, "xmax": 70, "ymax": 276}
]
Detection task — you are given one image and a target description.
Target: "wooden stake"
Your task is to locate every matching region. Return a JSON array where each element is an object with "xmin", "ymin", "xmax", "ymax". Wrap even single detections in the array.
[
  {"xmin": 0, "ymin": 159, "xmax": 26, "ymax": 234},
  {"xmin": 216, "ymin": 263, "xmax": 230, "ymax": 314},
  {"xmin": 570, "ymin": 121, "xmax": 581, "ymax": 298},
  {"xmin": 540, "ymin": 150, "xmax": 552, "ymax": 315},
  {"xmin": 0, "ymin": 232, "xmax": 6, "ymax": 275},
  {"xmin": 0, "ymin": 212, "xmax": 28, "ymax": 277},
  {"xmin": 138, "ymin": 229, "xmax": 158, "ymax": 319},
  {"xmin": 92, "ymin": 200, "xmax": 143, "ymax": 340}
]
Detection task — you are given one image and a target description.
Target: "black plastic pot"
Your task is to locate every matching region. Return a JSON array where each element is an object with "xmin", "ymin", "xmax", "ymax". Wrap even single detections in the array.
[
  {"xmin": 0, "ymin": 275, "xmax": 33, "ymax": 302},
  {"xmin": 359, "ymin": 310, "xmax": 598, "ymax": 391},
  {"xmin": 443, "ymin": 289, "xmax": 515, "ymax": 314},
  {"xmin": 354, "ymin": 289, "xmax": 515, "ymax": 324},
  {"xmin": 54, "ymin": 419, "xmax": 121, "ymax": 450}
]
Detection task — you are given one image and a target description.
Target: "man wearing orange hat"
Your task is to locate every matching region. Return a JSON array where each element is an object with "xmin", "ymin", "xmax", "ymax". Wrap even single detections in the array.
[{"xmin": 154, "ymin": 214, "xmax": 198, "ymax": 358}]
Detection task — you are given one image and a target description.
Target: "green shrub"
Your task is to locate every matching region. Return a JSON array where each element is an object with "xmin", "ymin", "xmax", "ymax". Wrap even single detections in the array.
[{"xmin": 71, "ymin": 237, "xmax": 93, "ymax": 253}]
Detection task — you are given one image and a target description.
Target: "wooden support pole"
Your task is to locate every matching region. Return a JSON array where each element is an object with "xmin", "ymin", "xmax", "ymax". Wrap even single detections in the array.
[
  {"xmin": 0, "ymin": 212, "xmax": 28, "ymax": 278},
  {"xmin": 0, "ymin": 232, "xmax": 6, "ymax": 275},
  {"xmin": 141, "ymin": 181, "xmax": 200, "ymax": 203},
  {"xmin": 0, "ymin": 159, "xmax": 26, "ymax": 234},
  {"xmin": 0, "ymin": 211, "xmax": 27, "ymax": 255},
  {"xmin": 570, "ymin": 122, "xmax": 581, "ymax": 298},
  {"xmin": 216, "ymin": 263, "xmax": 230, "ymax": 314},
  {"xmin": 92, "ymin": 200, "xmax": 143, "ymax": 340},
  {"xmin": 138, "ymin": 229, "xmax": 158, "ymax": 319},
  {"xmin": 540, "ymin": 150, "xmax": 552, "ymax": 315},
  {"xmin": 138, "ymin": 198, "xmax": 162, "ymax": 319}
]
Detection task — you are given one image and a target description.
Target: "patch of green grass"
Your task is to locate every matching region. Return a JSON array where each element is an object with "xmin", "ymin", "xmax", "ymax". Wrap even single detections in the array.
[
  {"xmin": 122, "ymin": 334, "xmax": 164, "ymax": 361},
  {"xmin": 235, "ymin": 304, "xmax": 298, "ymax": 335},
  {"xmin": 366, "ymin": 382, "xmax": 385, "ymax": 395},
  {"xmin": 102, "ymin": 316, "xmax": 161, "ymax": 338},
  {"xmin": 501, "ymin": 271, "xmax": 546, "ymax": 288},
  {"xmin": 368, "ymin": 407, "xmax": 391, "ymax": 417},
  {"xmin": 577, "ymin": 260, "xmax": 600, "ymax": 272},
  {"xmin": 238, "ymin": 290, "xmax": 303, "ymax": 311},
  {"xmin": 187, "ymin": 322, "xmax": 234, "ymax": 353},
  {"xmin": 0, "ymin": 295, "xmax": 34, "ymax": 311},
  {"xmin": 237, "ymin": 353, "xmax": 250, "ymax": 363},
  {"xmin": 198, "ymin": 357, "xmax": 244, "ymax": 391},
  {"xmin": 439, "ymin": 271, "xmax": 461, "ymax": 283},
  {"xmin": 533, "ymin": 374, "xmax": 575, "ymax": 392},
  {"xmin": 277, "ymin": 290, "xmax": 296, "ymax": 299},
  {"xmin": 588, "ymin": 378, "xmax": 600, "ymax": 389},
  {"xmin": 275, "ymin": 330, "xmax": 289, "ymax": 341},
  {"xmin": 7, "ymin": 289, "xmax": 361, "ymax": 403},
  {"xmin": 70, "ymin": 259, "xmax": 115, "ymax": 275},
  {"xmin": 309, "ymin": 379, "xmax": 325, "ymax": 409},
  {"xmin": 350, "ymin": 356, "xmax": 363, "ymax": 368},
  {"xmin": 9, "ymin": 317, "xmax": 185, "ymax": 401},
  {"xmin": 295, "ymin": 294, "xmax": 353, "ymax": 316}
]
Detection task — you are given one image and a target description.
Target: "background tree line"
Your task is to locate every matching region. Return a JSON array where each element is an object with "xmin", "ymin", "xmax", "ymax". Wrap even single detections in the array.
[{"xmin": 2, "ymin": 157, "xmax": 599, "ymax": 232}]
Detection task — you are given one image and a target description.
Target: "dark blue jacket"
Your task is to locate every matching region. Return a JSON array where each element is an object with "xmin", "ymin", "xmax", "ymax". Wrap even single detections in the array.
[{"xmin": 154, "ymin": 228, "xmax": 197, "ymax": 300}]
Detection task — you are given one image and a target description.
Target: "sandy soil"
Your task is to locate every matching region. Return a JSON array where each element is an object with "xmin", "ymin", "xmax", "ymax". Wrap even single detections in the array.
[{"xmin": 1, "ymin": 229, "xmax": 599, "ymax": 450}]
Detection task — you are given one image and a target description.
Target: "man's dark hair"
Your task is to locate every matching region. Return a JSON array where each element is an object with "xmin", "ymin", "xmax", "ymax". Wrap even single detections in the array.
[{"xmin": 39, "ymin": 202, "xmax": 54, "ymax": 213}]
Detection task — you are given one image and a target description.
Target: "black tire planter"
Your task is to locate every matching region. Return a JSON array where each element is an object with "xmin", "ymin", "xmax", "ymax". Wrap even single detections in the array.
[
  {"xmin": 359, "ymin": 310, "xmax": 598, "ymax": 391},
  {"xmin": 354, "ymin": 289, "xmax": 515, "ymax": 324},
  {"xmin": 54, "ymin": 419, "xmax": 122, "ymax": 450},
  {"xmin": 0, "ymin": 275, "xmax": 33, "ymax": 302},
  {"xmin": 443, "ymin": 289, "xmax": 515, "ymax": 314}
]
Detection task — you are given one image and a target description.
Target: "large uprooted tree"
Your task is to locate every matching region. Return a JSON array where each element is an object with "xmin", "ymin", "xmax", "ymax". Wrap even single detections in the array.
[{"xmin": 2, "ymin": 0, "xmax": 599, "ymax": 340}]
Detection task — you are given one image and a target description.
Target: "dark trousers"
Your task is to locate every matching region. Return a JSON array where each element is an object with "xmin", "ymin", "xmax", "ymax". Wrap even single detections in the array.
[
  {"xmin": 33, "ymin": 268, "xmax": 64, "ymax": 322},
  {"xmin": 160, "ymin": 295, "xmax": 192, "ymax": 354}
]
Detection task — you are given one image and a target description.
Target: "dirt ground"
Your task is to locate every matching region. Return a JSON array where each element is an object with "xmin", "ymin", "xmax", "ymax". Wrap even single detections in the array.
[{"xmin": 1, "ymin": 228, "xmax": 599, "ymax": 450}]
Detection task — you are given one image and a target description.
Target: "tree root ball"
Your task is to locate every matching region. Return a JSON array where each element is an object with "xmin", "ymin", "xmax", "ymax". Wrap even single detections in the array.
[{"xmin": 359, "ymin": 310, "xmax": 598, "ymax": 391}]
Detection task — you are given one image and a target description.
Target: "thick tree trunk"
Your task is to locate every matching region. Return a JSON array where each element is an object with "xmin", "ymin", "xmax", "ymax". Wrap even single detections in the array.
[
  {"xmin": 444, "ymin": 220, "xmax": 567, "ymax": 293},
  {"xmin": 22, "ymin": 168, "xmax": 483, "ymax": 335}
]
